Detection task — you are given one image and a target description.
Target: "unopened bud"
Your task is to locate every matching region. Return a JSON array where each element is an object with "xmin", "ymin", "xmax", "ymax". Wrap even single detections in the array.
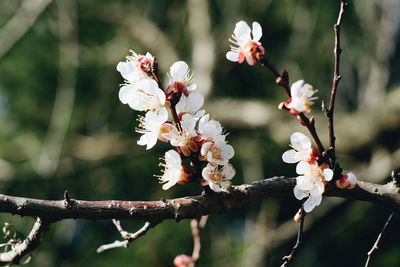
[
  {"xmin": 336, "ymin": 172, "xmax": 357, "ymax": 189},
  {"xmin": 173, "ymin": 254, "xmax": 191, "ymax": 267},
  {"xmin": 293, "ymin": 208, "xmax": 302, "ymax": 223}
]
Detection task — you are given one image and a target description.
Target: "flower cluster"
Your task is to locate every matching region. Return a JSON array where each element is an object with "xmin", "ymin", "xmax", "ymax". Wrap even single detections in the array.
[
  {"xmin": 117, "ymin": 52, "xmax": 235, "ymax": 192},
  {"xmin": 282, "ymin": 132, "xmax": 333, "ymax": 212}
]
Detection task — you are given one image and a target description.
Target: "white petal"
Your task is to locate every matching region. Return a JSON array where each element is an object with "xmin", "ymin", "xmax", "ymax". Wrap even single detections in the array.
[
  {"xmin": 294, "ymin": 185, "xmax": 308, "ymax": 200},
  {"xmin": 201, "ymin": 142, "xmax": 212, "ymax": 156},
  {"xmin": 282, "ymin": 150, "xmax": 298, "ymax": 163},
  {"xmin": 118, "ymin": 85, "xmax": 135, "ymax": 105},
  {"xmin": 323, "ymin": 168, "xmax": 334, "ymax": 181},
  {"xmin": 346, "ymin": 172, "xmax": 357, "ymax": 184},
  {"xmin": 252, "ymin": 21, "xmax": 262, "ymax": 41},
  {"xmin": 310, "ymin": 181, "xmax": 324, "ymax": 196},
  {"xmin": 304, "ymin": 194, "xmax": 322, "ymax": 212},
  {"xmin": 222, "ymin": 164, "xmax": 235, "ymax": 178},
  {"xmin": 137, "ymin": 133, "xmax": 157, "ymax": 150},
  {"xmin": 170, "ymin": 61, "xmax": 189, "ymax": 80},
  {"xmin": 221, "ymin": 144, "xmax": 235, "ymax": 160},
  {"xmin": 226, "ymin": 51, "xmax": 239, "ymax": 62},
  {"xmin": 290, "ymin": 80, "xmax": 304, "ymax": 95},
  {"xmin": 290, "ymin": 132, "xmax": 311, "ymax": 151},
  {"xmin": 296, "ymin": 161, "xmax": 310, "ymax": 175},
  {"xmin": 234, "ymin": 21, "xmax": 251, "ymax": 40},
  {"xmin": 187, "ymin": 84, "xmax": 197, "ymax": 91}
]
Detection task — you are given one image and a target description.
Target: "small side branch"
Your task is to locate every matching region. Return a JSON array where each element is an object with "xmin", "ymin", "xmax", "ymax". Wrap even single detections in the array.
[
  {"xmin": 259, "ymin": 56, "xmax": 325, "ymax": 155},
  {"xmin": 97, "ymin": 220, "xmax": 157, "ymax": 253},
  {"xmin": 281, "ymin": 207, "xmax": 306, "ymax": 267},
  {"xmin": 189, "ymin": 216, "xmax": 208, "ymax": 266},
  {"xmin": 326, "ymin": 0, "xmax": 347, "ymax": 154},
  {"xmin": 0, "ymin": 217, "xmax": 52, "ymax": 265},
  {"xmin": 365, "ymin": 211, "xmax": 399, "ymax": 267}
]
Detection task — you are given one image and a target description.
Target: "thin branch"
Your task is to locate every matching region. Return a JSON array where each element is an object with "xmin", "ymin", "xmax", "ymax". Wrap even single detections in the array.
[
  {"xmin": 365, "ymin": 211, "xmax": 399, "ymax": 267},
  {"xmin": 326, "ymin": 0, "xmax": 348, "ymax": 165},
  {"xmin": 0, "ymin": 217, "xmax": 52, "ymax": 265},
  {"xmin": 97, "ymin": 220, "xmax": 157, "ymax": 253},
  {"xmin": 0, "ymin": 177, "xmax": 399, "ymax": 222},
  {"xmin": 189, "ymin": 216, "xmax": 208, "ymax": 267},
  {"xmin": 281, "ymin": 207, "xmax": 306, "ymax": 267},
  {"xmin": 258, "ymin": 56, "xmax": 325, "ymax": 155}
]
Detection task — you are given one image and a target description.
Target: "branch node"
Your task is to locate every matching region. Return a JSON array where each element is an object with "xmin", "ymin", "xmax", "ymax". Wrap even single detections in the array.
[
  {"xmin": 63, "ymin": 190, "xmax": 74, "ymax": 209},
  {"xmin": 391, "ymin": 171, "xmax": 400, "ymax": 188}
]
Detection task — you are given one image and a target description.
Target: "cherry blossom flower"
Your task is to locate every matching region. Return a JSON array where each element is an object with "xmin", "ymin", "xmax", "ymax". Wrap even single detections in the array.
[
  {"xmin": 287, "ymin": 80, "xmax": 318, "ymax": 115},
  {"xmin": 157, "ymin": 150, "xmax": 191, "ymax": 190},
  {"xmin": 175, "ymin": 93, "xmax": 205, "ymax": 119},
  {"xmin": 166, "ymin": 61, "xmax": 197, "ymax": 97},
  {"xmin": 173, "ymin": 254, "xmax": 192, "ymax": 267},
  {"xmin": 136, "ymin": 108, "xmax": 168, "ymax": 150},
  {"xmin": 116, "ymin": 51, "xmax": 153, "ymax": 83},
  {"xmin": 336, "ymin": 172, "xmax": 357, "ymax": 189},
  {"xmin": 162, "ymin": 113, "xmax": 199, "ymax": 156},
  {"xmin": 119, "ymin": 79, "xmax": 166, "ymax": 112},
  {"xmin": 226, "ymin": 21, "xmax": 265, "ymax": 65},
  {"xmin": 202, "ymin": 163, "xmax": 235, "ymax": 192},
  {"xmin": 200, "ymin": 140, "xmax": 234, "ymax": 166},
  {"xmin": 294, "ymin": 161, "xmax": 333, "ymax": 212},
  {"xmin": 198, "ymin": 114, "xmax": 225, "ymax": 143},
  {"xmin": 282, "ymin": 132, "xmax": 317, "ymax": 164}
]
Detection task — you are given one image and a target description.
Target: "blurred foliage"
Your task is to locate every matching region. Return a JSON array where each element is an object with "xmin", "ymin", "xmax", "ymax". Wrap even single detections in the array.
[{"xmin": 0, "ymin": 0, "xmax": 399, "ymax": 266}]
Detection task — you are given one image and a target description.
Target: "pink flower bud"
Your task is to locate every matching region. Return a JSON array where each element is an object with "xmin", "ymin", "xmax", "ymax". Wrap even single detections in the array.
[
  {"xmin": 336, "ymin": 172, "xmax": 357, "ymax": 189},
  {"xmin": 173, "ymin": 254, "xmax": 192, "ymax": 267},
  {"xmin": 293, "ymin": 208, "xmax": 302, "ymax": 223}
]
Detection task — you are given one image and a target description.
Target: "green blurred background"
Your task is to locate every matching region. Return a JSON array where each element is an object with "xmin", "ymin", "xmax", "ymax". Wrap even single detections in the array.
[{"xmin": 0, "ymin": 0, "xmax": 400, "ymax": 266}]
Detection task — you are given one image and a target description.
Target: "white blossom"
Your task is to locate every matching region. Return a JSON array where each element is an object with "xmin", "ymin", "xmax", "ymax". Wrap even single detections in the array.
[
  {"xmin": 201, "ymin": 140, "xmax": 234, "ymax": 165},
  {"xmin": 158, "ymin": 150, "xmax": 190, "ymax": 190},
  {"xmin": 198, "ymin": 114, "xmax": 225, "ymax": 142},
  {"xmin": 119, "ymin": 79, "xmax": 165, "ymax": 112},
  {"xmin": 226, "ymin": 21, "xmax": 264, "ymax": 65},
  {"xmin": 294, "ymin": 161, "xmax": 333, "ymax": 212},
  {"xmin": 136, "ymin": 108, "xmax": 168, "ymax": 150},
  {"xmin": 202, "ymin": 163, "xmax": 235, "ymax": 192},
  {"xmin": 167, "ymin": 61, "xmax": 197, "ymax": 92},
  {"xmin": 117, "ymin": 51, "xmax": 152, "ymax": 84},
  {"xmin": 282, "ymin": 132, "xmax": 313, "ymax": 164},
  {"xmin": 287, "ymin": 80, "xmax": 318, "ymax": 114},
  {"xmin": 175, "ymin": 93, "xmax": 205, "ymax": 119}
]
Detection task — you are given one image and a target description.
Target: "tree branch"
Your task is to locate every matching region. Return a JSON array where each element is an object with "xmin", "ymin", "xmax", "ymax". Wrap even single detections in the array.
[
  {"xmin": 0, "ymin": 177, "xmax": 399, "ymax": 222},
  {"xmin": 0, "ymin": 217, "xmax": 52, "ymax": 265}
]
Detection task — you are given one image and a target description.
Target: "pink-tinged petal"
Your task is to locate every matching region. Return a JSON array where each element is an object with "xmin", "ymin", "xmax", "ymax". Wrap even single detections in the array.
[
  {"xmin": 245, "ymin": 54, "xmax": 257, "ymax": 65},
  {"xmin": 323, "ymin": 168, "xmax": 334, "ymax": 181},
  {"xmin": 234, "ymin": 21, "xmax": 251, "ymax": 40},
  {"xmin": 296, "ymin": 161, "xmax": 310, "ymax": 175},
  {"xmin": 170, "ymin": 61, "xmax": 189, "ymax": 80},
  {"xmin": 238, "ymin": 52, "xmax": 245, "ymax": 63},
  {"xmin": 226, "ymin": 51, "xmax": 239, "ymax": 62},
  {"xmin": 282, "ymin": 150, "xmax": 298, "ymax": 163},
  {"xmin": 290, "ymin": 132, "xmax": 311, "ymax": 151},
  {"xmin": 252, "ymin": 21, "xmax": 262, "ymax": 41}
]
